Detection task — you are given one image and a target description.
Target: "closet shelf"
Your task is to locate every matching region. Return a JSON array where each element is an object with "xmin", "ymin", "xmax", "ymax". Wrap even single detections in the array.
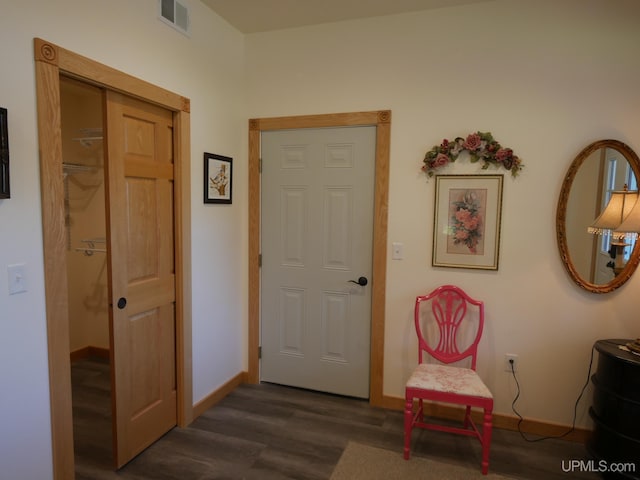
[
  {"xmin": 72, "ymin": 128, "xmax": 103, "ymax": 148},
  {"xmin": 63, "ymin": 163, "xmax": 99, "ymax": 176},
  {"xmin": 81, "ymin": 237, "xmax": 106, "ymax": 244}
]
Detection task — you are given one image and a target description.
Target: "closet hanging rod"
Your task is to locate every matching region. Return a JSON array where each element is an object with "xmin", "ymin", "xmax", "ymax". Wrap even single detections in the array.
[{"xmin": 74, "ymin": 247, "xmax": 106, "ymax": 256}]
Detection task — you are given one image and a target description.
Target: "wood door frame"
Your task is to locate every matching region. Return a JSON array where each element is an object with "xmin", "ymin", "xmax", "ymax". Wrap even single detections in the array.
[
  {"xmin": 34, "ymin": 38, "xmax": 193, "ymax": 479},
  {"xmin": 248, "ymin": 111, "xmax": 390, "ymax": 406}
]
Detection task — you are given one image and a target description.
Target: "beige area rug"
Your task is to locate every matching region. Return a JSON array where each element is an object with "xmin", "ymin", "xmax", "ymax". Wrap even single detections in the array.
[{"xmin": 330, "ymin": 442, "xmax": 514, "ymax": 480}]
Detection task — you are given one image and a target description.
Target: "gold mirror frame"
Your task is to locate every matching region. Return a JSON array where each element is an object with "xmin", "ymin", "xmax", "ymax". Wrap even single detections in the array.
[{"xmin": 557, "ymin": 139, "xmax": 640, "ymax": 293}]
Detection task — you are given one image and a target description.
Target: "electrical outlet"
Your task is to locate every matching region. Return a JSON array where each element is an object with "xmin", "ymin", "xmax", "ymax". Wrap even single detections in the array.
[{"xmin": 504, "ymin": 353, "xmax": 518, "ymax": 372}]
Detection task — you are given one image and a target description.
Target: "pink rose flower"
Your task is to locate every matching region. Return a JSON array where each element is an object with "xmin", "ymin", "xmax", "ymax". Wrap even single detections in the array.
[
  {"xmin": 455, "ymin": 209, "xmax": 480, "ymax": 232},
  {"xmin": 463, "ymin": 133, "xmax": 482, "ymax": 151},
  {"xmin": 433, "ymin": 153, "xmax": 450, "ymax": 167},
  {"xmin": 455, "ymin": 209, "xmax": 473, "ymax": 223},
  {"xmin": 465, "ymin": 217, "xmax": 479, "ymax": 231}
]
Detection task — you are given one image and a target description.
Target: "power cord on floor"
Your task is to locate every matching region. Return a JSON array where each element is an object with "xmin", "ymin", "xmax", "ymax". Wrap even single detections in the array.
[{"xmin": 509, "ymin": 343, "xmax": 596, "ymax": 442}]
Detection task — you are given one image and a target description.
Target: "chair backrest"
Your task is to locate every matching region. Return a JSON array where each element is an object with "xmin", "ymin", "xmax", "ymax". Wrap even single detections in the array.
[{"xmin": 414, "ymin": 285, "xmax": 484, "ymax": 370}]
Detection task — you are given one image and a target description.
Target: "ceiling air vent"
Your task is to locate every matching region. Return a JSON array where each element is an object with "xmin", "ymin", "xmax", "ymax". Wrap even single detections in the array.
[{"xmin": 159, "ymin": 0, "xmax": 190, "ymax": 36}]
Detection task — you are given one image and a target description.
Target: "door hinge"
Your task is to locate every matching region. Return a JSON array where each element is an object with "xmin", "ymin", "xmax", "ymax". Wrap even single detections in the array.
[
  {"xmin": 258, "ymin": 346, "xmax": 262, "ymax": 359},
  {"xmin": 258, "ymin": 254, "xmax": 262, "ymax": 267},
  {"xmin": 259, "ymin": 158, "xmax": 263, "ymax": 173}
]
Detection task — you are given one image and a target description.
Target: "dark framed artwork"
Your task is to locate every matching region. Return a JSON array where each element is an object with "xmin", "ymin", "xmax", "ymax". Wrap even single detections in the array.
[
  {"xmin": 0, "ymin": 107, "xmax": 9, "ymax": 199},
  {"xmin": 204, "ymin": 152, "xmax": 232, "ymax": 204}
]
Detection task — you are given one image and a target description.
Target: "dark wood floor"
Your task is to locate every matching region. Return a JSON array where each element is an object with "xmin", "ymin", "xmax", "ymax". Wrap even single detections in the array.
[{"xmin": 72, "ymin": 357, "xmax": 600, "ymax": 480}]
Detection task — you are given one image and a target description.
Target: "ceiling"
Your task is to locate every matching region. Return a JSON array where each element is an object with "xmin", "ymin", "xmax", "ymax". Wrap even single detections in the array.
[{"xmin": 200, "ymin": 0, "xmax": 493, "ymax": 33}]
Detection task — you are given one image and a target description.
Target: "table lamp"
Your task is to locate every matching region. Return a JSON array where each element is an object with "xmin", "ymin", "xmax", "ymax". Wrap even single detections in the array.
[
  {"xmin": 587, "ymin": 186, "xmax": 638, "ymax": 273},
  {"xmin": 611, "ymin": 190, "xmax": 640, "ymax": 354}
]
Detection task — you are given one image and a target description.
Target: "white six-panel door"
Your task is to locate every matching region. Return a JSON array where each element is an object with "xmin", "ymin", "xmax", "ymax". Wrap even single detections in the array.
[{"xmin": 260, "ymin": 126, "xmax": 376, "ymax": 398}]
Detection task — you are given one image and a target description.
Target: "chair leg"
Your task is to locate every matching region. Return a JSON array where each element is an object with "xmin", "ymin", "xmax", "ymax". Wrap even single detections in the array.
[
  {"xmin": 404, "ymin": 396, "xmax": 413, "ymax": 460},
  {"xmin": 463, "ymin": 405, "xmax": 471, "ymax": 429},
  {"xmin": 481, "ymin": 408, "xmax": 493, "ymax": 475}
]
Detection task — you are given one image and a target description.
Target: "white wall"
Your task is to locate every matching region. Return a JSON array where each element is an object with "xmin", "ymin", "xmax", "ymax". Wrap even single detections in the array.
[
  {"xmin": 0, "ymin": 1, "xmax": 246, "ymax": 478},
  {"xmin": 245, "ymin": 0, "xmax": 640, "ymax": 428}
]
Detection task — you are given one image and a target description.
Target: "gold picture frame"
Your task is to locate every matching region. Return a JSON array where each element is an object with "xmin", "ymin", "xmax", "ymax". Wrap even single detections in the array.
[{"xmin": 433, "ymin": 175, "xmax": 503, "ymax": 270}]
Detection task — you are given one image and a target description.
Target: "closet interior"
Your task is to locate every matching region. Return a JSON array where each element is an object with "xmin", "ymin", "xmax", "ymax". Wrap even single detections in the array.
[
  {"xmin": 61, "ymin": 76, "xmax": 113, "ymax": 470},
  {"xmin": 62, "ymin": 76, "xmax": 108, "ymax": 359}
]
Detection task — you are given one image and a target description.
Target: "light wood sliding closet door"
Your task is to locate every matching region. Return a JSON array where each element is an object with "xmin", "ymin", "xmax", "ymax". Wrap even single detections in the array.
[
  {"xmin": 105, "ymin": 90, "xmax": 177, "ymax": 467},
  {"xmin": 35, "ymin": 38, "xmax": 192, "ymax": 479}
]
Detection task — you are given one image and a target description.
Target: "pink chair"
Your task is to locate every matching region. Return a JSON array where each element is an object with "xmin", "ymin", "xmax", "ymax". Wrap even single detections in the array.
[{"xmin": 404, "ymin": 285, "xmax": 493, "ymax": 475}]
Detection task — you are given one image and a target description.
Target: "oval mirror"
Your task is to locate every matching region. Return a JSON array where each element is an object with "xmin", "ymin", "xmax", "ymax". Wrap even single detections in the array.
[{"xmin": 557, "ymin": 139, "xmax": 640, "ymax": 293}]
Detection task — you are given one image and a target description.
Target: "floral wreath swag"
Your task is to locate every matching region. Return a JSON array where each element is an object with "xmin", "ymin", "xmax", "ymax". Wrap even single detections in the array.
[{"xmin": 422, "ymin": 131, "xmax": 523, "ymax": 178}]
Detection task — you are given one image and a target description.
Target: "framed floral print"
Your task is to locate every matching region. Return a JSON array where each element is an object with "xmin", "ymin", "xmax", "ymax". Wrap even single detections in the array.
[
  {"xmin": 432, "ymin": 175, "xmax": 503, "ymax": 270},
  {"xmin": 204, "ymin": 152, "xmax": 232, "ymax": 204}
]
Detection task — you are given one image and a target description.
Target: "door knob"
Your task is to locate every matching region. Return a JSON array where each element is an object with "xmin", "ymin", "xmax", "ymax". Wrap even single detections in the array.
[
  {"xmin": 348, "ymin": 276, "xmax": 368, "ymax": 286},
  {"xmin": 117, "ymin": 297, "xmax": 127, "ymax": 309}
]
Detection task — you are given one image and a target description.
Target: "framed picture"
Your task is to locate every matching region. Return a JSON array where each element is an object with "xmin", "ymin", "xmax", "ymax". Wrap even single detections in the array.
[
  {"xmin": 432, "ymin": 175, "xmax": 503, "ymax": 270},
  {"xmin": 0, "ymin": 107, "xmax": 9, "ymax": 199},
  {"xmin": 204, "ymin": 152, "xmax": 232, "ymax": 204}
]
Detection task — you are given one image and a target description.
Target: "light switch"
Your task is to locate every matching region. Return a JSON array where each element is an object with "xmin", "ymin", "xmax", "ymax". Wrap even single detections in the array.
[
  {"xmin": 392, "ymin": 242, "xmax": 404, "ymax": 260},
  {"xmin": 8, "ymin": 264, "xmax": 27, "ymax": 295}
]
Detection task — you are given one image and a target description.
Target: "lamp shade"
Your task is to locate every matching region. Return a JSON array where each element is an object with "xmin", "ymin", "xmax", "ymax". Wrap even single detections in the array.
[
  {"xmin": 587, "ymin": 189, "xmax": 639, "ymax": 235},
  {"xmin": 616, "ymin": 195, "xmax": 640, "ymax": 235}
]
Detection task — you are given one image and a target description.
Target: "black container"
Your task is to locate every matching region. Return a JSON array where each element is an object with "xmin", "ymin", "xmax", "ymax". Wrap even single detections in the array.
[{"xmin": 586, "ymin": 339, "xmax": 640, "ymax": 479}]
